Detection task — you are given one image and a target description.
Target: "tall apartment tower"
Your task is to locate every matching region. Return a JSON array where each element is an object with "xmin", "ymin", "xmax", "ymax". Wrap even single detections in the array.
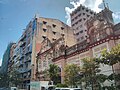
[
  {"xmin": 1, "ymin": 43, "xmax": 15, "ymax": 74},
  {"xmin": 10, "ymin": 15, "xmax": 76, "ymax": 89},
  {"xmin": 70, "ymin": 5, "xmax": 96, "ymax": 42}
]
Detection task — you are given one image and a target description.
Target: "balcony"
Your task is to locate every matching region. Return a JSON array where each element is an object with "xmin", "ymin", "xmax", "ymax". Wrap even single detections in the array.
[
  {"xmin": 77, "ymin": 40, "xmax": 88, "ymax": 51},
  {"xmin": 20, "ymin": 34, "xmax": 26, "ymax": 41},
  {"xmin": 114, "ymin": 30, "xmax": 120, "ymax": 35},
  {"xmin": 90, "ymin": 34, "xmax": 108, "ymax": 44},
  {"xmin": 18, "ymin": 60, "xmax": 23, "ymax": 67},
  {"xmin": 24, "ymin": 57, "xmax": 31, "ymax": 63},
  {"xmin": 19, "ymin": 54, "xmax": 24, "ymax": 59},
  {"xmin": 18, "ymin": 68, "xmax": 31, "ymax": 74},
  {"xmin": 13, "ymin": 53, "xmax": 17, "ymax": 58},
  {"xmin": 25, "ymin": 44, "xmax": 32, "ymax": 55},
  {"xmin": 20, "ymin": 41, "xmax": 26, "ymax": 47},
  {"xmin": 66, "ymin": 45, "xmax": 77, "ymax": 55},
  {"xmin": 25, "ymin": 50, "xmax": 32, "ymax": 55}
]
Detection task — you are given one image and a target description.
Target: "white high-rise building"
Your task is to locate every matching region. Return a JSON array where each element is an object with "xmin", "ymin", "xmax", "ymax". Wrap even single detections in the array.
[{"xmin": 71, "ymin": 5, "xmax": 96, "ymax": 42}]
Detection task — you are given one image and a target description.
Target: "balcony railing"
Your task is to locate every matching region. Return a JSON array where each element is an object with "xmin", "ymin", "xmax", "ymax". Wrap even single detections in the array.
[
  {"xmin": 66, "ymin": 40, "xmax": 88, "ymax": 55},
  {"xmin": 66, "ymin": 45, "xmax": 77, "ymax": 55},
  {"xmin": 20, "ymin": 34, "xmax": 26, "ymax": 41}
]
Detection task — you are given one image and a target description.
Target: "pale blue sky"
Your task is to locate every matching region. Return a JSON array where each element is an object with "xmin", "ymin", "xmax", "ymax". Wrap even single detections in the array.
[{"xmin": 0, "ymin": 0, "xmax": 120, "ymax": 66}]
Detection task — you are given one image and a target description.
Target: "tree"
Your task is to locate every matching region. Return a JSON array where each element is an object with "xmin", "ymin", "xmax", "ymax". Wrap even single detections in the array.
[
  {"xmin": 64, "ymin": 64, "xmax": 80, "ymax": 87},
  {"xmin": 0, "ymin": 69, "xmax": 21, "ymax": 88},
  {"xmin": 9, "ymin": 70, "xmax": 22, "ymax": 87},
  {"xmin": 0, "ymin": 73, "xmax": 9, "ymax": 87},
  {"xmin": 98, "ymin": 44, "xmax": 120, "ymax": 90},
  {"xmin": 81, "ymin": 58, "xmax": 102, "ymax": 90},
  {"xmin": 99, "ymin": 44, "xmax": 120, "ymax": 65},
  {"xmin": 48, "ymin": 64, "xmax": 60, "ymax": 85}
]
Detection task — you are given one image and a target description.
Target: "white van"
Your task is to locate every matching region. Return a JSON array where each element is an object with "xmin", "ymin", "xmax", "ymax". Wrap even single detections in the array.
[
  {"xmin": 11, "ymin": 87, "xmax": 18, "ymax": 90},
  {"xmin": 55, "ymin": 88, "xmax": 82, "ymax": 90}
]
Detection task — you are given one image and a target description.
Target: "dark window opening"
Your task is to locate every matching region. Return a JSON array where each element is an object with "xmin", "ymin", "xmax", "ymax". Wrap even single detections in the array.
[
  {"xmin": 76, "ymin": 32, "xmax": 79, "ymax": 35},
  {"xmin": 72, "ymin": 19, "xmax": 74, "ymax": 21},
  {"xmin": 43, "ymin": 21, "xmax": 47, "ymax": 24},
  {"xmin": 72, "ymin": 24, "xmax": 75, "ymax": 26},
  {"xmin": 83, "ymin": 13, "xmax": 85, "ymax": 15},
  {"xmin": 52, "ymin": 24, "xmax": 56, "ymax": 28},
  {"xmin": 87, "ymin": 15, "xmax": 90, "ymax": 17},
  {"xmin": 79, "ymin": 19, "xmax": 82, "ymax": 22},
  {"xmin": 80, "ymin": 30, "xmax": 83, "ymax": 33},
  {"xmin": 75, "ymin": 22, "xmax": 78, "ymax": 25},
  {"xmin": 82, "ymin": 7, "xmax": 85, "ymax": 10},
  {"xmin": 53, "ymin": 31, "xmax": 56, "ymax": 35},
  {"xmin": 86, "ymin": 9, "xmax": 89, "ymax": 12},
  {"xmin": 75, "ymin": 16, "xmax": 77, "ymax": 19},
  {"xmin": 78, "ymin": 14, "xmax": 81, "ymax": 17},
  {"xmin": 61, "ymin": 34, "xmax": 64, "ymax": 36},
  {"xmin": 61, "ymin": 27, "xmax": 64, "ymax": 30},
  {"xmin": 75, "ymin": 11, "xmax": 77, "ymax": 14},
  {"xmin": 52, "ymin": 38, "xmax": 56, "ymax": 41},
  {"xmin": 76, "ymin": 27, "xmax": 79, "ymax": 30},
  {"xmin": 42, "ymin": 36, "xmax": 46, "ymax": 39},
  {"xmin": 43, "ymin": 28, "xmax": 47, "ymax": 32},
  {"xmin": 90, "ymin": 11, "xmax": 93, "ymax": 14},
  {"xmin": 83, "ymin": 18, "xmax": 86, "ymax": 21}
]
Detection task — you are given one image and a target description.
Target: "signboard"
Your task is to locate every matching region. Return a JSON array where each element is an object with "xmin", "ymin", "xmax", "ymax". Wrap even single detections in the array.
[{"xmin": 30, "ymin": 81, "xmax": 40, "ymax": 90}]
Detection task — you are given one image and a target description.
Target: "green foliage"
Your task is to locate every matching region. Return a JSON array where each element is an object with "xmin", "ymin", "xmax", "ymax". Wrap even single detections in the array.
[
  {"xmin": 0, "ymin": 69, "xmax": 21, "ymax": 87},
  {"xmin": 48, "ymin": 64, "xmax": 61, "ymax": 85},
  {"xmin": 56, "ymin": 83, "xmax": 68, "ymax": 87},
  {"xmin": 102, "ymin": 85, "xmax": 115, "ymax": 90},
  {"xmin": 64, "ymin": 64, "xmax": 80, "ymax": 87},
  {"xmin": 9, "ymin": 70, "xmax": 22, "ymax": 87},
  {"xmin": 99, "ymin": 44, "xmax": 120, "ymax": 65},
  {"xmin": 98, "ymin": 44, "xmax": 120, "ymax": 89},
  {"xmin": 0, "ymin": 65, "xmax": 22, "ymax": 88},
  {"xmin": 0, "ymin": 73, "xmax": 9, "ymax": 87},
  {"xmin": 81, "ymin": 58, "xmax": 103, "ymax": 89},
  {"xmin": 96, "ymin": 74, "xmax": 107, "ymax": 83}
]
